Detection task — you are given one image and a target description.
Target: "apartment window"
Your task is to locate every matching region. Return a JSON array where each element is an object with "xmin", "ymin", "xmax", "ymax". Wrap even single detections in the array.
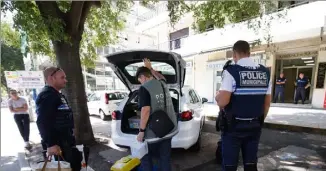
[
  {"xmin": 105, "ymin": 71, "xmax": 112, "ymax": 76},
  {"xmin": 278, "ymin": 1, "xmax": 309, "ymax": 9},
  {"xmin": 169, "ymin": 27, "xmax": 189, "ymax": 50},
  {"xmin": 104, "ymin": 46, "xmax": 110, "ymax": 55},
  {"xmin": 96, "ymin": 47, "xmax": 104, "ymax": 55},
  {"xmin": 206, "ymin": 23, "xmax": 214, "ymax": 32},
  {"xmin": 95, "ymin": 70, "xmax": 105, "ymax": 75}
]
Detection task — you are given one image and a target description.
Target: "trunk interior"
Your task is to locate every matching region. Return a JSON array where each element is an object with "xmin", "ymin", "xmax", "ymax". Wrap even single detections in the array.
[{"xmin": 121, "ymin": 89, "xmax": 179, "ymax": 135}]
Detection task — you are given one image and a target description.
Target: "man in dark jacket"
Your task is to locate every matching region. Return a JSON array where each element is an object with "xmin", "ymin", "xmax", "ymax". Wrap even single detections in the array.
[{"xmin": 36, "ymin": 67, "xmax": 82, "ymax": 171}]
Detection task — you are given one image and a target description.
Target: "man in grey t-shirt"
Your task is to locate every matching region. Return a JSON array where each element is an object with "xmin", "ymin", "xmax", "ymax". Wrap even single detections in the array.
[{"xmin": 8, "ymin": 90, "xmax": 31, "ymax": 149}]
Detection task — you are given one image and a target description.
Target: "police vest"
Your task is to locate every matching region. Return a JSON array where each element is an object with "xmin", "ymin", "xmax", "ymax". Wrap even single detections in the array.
[
  {"xmin": 224, "ymin": 65, "xmax": 270, "ymax": 119},
  {"xmin": 276, "ymin": 77, "xmax": 286, "ymax": 88},
  {"xmin": 142, "ymin": 79, "xmax": 178, "ymax": 143},
  {"xmin": 296, "ymin": 78, "xmax": 308, "ymax": 87}
]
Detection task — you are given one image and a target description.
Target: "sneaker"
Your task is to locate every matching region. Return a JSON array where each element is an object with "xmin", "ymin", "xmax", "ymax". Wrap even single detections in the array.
[{"xmin": 25, "ymin": 142, "xmax": 32, "ymax": 149}]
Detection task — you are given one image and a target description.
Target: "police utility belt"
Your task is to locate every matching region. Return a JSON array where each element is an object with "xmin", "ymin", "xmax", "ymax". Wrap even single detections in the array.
[{"xmin": 218, "ymin": 112, "xmax": 264, "ymax": 132}]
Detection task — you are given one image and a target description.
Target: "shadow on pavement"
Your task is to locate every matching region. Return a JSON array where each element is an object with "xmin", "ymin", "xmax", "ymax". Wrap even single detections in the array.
[{"xmin": 0, "ymin": 156, "xmax": 20, "ymax": 171}]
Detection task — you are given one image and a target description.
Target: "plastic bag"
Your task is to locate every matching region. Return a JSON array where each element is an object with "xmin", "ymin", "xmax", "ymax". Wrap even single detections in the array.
[{"xmin": 130, "ymin": 140, "xmax": 148, "ymax": 159}]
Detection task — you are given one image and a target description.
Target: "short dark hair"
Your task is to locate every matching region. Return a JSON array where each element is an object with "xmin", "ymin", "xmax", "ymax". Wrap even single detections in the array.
[
  {"xmin": 233, "ymin": 40, "xmax": 250, "ymax": 54},
  {"xmin": 135, "ymin": 66, "xmax": 152, "ymax": 79},
  {"xmin": 9, "ymin": 89, "xmax": 17, "ymax": 94}
]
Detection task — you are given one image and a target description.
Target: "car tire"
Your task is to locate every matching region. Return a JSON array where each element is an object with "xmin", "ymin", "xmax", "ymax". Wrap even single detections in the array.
[
  {"xmin": 189, "ymin": 132, "xmax": 201, "ymax": 152},
  {"xmin": 99, "ymin": 110, "xmax": 109, "ymax": 121}
]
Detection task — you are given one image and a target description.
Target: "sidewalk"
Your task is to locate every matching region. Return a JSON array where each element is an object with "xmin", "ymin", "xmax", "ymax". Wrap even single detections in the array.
[{"xmin": 204, "ymin": 103, "xmax": 326, "ymax": 134}]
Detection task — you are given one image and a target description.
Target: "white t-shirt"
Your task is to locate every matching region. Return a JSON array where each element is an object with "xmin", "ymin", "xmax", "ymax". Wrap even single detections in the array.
[
  {"xmin": 219, "ymin": 57, "xmax": 272, "ymax": 94},
  {"xmin": 8, "ymin": 97, "xmax": 28, "ymax": 114}
]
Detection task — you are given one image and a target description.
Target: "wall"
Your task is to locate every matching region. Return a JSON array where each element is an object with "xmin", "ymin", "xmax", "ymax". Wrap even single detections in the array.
[
  {"xmin": 136, "ymin": 12, "xmax": 194, "ymax": 50},
  {"xmin": 172, "ymin": 1, "xmax": 326, "ymax": 57},
  {"xmin": 193, "ymin": 53, "xmax": 215, "ymax": 102},
  {"xmin": 311, "ymin": 44, "xmax": 326, "ymax": 108}
]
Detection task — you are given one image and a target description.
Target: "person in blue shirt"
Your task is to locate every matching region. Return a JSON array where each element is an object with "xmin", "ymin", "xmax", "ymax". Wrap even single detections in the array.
[
  {"xmin": 294, "ymin": 73, "xmax": 310, "ymax": 104},
  {"xmin": 273, "ymin": 73, "xmax": 286, "ymax": 103},
  {"xmin": 215, "ymin": 40, "xmax": 271, "ymax": 171}
]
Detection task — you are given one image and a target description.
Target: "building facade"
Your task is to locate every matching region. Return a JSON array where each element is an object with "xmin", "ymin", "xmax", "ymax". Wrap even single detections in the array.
[{"xmin": 135, "ymin": 1, "xmax": 326, "ymax": 108}]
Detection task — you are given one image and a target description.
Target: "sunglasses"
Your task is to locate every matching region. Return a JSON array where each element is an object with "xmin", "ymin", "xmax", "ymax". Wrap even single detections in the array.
[{"xmin": 51, "ymin": 67, "xmax": 62, "ymax": 76}]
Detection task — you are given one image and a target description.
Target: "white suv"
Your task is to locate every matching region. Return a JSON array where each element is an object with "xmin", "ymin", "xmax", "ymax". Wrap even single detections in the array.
[{"xmin": 106, "ymin": 50, "xmax": 208, "ymax": 151}]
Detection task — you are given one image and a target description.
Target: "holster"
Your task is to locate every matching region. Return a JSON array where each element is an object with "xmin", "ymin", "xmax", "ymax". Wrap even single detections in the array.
[
  {"xmin": 215, "ymin": 111, "xmax": 222, "ymax": 132},
  {"xmin": 219, "ymin": 110, "xmax": 233, "ymax": 132}
]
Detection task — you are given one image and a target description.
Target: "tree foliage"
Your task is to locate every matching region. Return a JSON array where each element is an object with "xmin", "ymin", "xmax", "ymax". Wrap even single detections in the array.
[
  {"xmin": 167, "ymin": 1, "xmax": 288, "ymax": 45},
  {"xmin": 2, "ymin": 0, "xmax": 132, "ymax": 67},
  {"xmin": 1, "ymin": 1, "xmax": 133, "ymax": 144},
  {"xmin": 0, "ymin": 22, "xmax": 25, "ymax": 91}
]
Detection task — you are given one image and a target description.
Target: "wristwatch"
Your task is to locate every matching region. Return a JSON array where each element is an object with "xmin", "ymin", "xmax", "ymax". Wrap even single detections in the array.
[{"xmin": 139, "ymin": 128, "xmax": 146, "ymax": 132}]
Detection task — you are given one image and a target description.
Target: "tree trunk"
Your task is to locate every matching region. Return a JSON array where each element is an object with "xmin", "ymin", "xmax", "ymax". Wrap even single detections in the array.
[{"xmin": 53, "ymin": 39, "xmax": 95, "ymax": 145}]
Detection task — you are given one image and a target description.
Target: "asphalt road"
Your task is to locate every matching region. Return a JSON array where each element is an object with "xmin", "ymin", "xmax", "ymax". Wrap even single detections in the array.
[{"xmin": 1, "ymin": 107, "xmax": 326, "ymax": 171}]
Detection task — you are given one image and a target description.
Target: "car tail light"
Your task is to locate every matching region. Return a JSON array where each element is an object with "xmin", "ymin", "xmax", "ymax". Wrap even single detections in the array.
[
  {"xmin": 180, "ymin": 110, "xmax": 193, "ymax": 121},
  {"xmin": 105, "ymin": 93, "xmax": 109, "ymax": 104},
  {"xmin": 112, "ymin": 110, "xmax": 121, "ymax": 120},
  {"xmin": 111, "ymin": 111, "xmax": 116, "ymax": 120}
]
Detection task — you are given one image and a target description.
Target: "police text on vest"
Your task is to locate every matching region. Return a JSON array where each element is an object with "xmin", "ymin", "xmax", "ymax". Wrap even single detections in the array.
[{"xmin": 239, "ymin": 71, "xmax": 268, "ymax": 86}]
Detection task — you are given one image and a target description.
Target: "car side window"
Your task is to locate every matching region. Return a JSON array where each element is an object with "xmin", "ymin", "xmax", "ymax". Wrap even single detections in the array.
[
  {"xmin": 88, "ymin": 94, "xmax": 96, "ymax": 101},
  {"xmin": 189, "ymin": 90, "xmax": 199, "ymax": 104},
  {"xmin": 194, "ymin": 90, "xmax": 202, "ymax": 103},
  {"xmin": 108, "ymin": 93, "xmax": 118, "ymax": 100},
  {"xmin": 94, "ymin": 94, "xmax": 101, "ymax": 101}
]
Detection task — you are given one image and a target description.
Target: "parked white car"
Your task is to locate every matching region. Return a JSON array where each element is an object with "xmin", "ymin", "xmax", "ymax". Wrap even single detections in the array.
[
  {"xmin": 106, "ymin": 50, "xmax": 208, "ymax": 151},
  {"xmin": 87, "ymin": 91, "xmax": 128, "ymax": 120}
]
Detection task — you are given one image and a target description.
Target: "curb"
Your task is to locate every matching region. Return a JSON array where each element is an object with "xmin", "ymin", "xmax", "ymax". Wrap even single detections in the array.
[
  {"xmin": 205, "ymin": 116, "xmax": 326, "ymax": 135},
  {"xmin": 18, "ymin": 152, "xmax": 32, "ymax": 171}
]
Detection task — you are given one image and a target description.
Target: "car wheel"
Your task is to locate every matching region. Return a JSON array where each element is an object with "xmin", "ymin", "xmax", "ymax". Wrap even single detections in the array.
[
  {"xmin": 189, "ymin": 131, "xmax": 201, "ymax": 152},
  {"xmin": 99, "ymin": 110, "xmax": 108, "ymax": 121}
]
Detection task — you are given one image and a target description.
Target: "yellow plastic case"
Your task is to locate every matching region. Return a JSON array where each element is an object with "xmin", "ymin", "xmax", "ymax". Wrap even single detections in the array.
[{"xmin": 111, "ymin": 155, "xmax": 141, "ymax": 171}]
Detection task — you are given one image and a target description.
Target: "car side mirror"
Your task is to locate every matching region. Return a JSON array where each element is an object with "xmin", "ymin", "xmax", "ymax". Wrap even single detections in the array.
[{"xmin": 202, "ymin": 98, "xmax": 208, "ymax": 104}]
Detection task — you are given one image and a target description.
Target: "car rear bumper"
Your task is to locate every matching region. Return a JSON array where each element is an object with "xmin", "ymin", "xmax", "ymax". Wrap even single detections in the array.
[{"xmin": 111, "ymin": 118, "xmax": 201, "ymax": 150}]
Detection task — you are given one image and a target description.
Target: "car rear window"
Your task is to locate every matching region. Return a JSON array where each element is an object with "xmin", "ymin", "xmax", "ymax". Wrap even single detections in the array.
[
  {"xmin": 107, "ymin": 93, "xmax": 125, "ymax": 100},
  {"xmin": 125, "ymin": 62, "xmax": 176, "ymax": 76}
]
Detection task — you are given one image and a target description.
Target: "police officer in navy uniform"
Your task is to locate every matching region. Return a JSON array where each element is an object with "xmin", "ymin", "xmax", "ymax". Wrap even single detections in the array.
[
  {"xmin": 36, "ymin": 67, "xmax": 82, "ymax": 171},
  {"xmin": 215, "ymin": 40, "xmax": 272, "ymax": 171},
  {"xmin": 294, "ymin": 73, "xmax": 310, "ymax": 104},
  {"xmin": 273, "ymin": 73, "xmax": 286, "ymax": 103}
]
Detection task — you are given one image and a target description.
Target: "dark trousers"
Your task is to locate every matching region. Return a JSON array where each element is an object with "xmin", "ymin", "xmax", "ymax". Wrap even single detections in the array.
[
  {"xmin": 295, "ymin": 87, "xmax": 306, "ymax": 104},
  {"xmin": 141, "ymin": 138, "xmax": 172, "ymax": 171},
  {"xmin": 216, "ymin": 139, "xmax": 222, "ymax": 164},
  {"xmin": 55, "ymin": 141, "xmax": 82, "ymax": 171},
  {"xmin": 273, "ymin": 87, "xmax": 284, "ymax": 103},
  {"xmin": 222, "ymin": 130, "xmax": 261, "ymax": 171},
  {"xmin": 14, "ymin": 114, "xmax": 30, "ymax": 142}
]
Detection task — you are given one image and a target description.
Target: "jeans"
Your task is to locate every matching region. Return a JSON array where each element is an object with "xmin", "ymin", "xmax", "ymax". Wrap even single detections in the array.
[
  {"xmin": 14, "ymin": 114, "xmax": 30, "ymax": 142},
  {"xmin": 141, "ymin": 138, "xmax": 172, "ymax": 171}
]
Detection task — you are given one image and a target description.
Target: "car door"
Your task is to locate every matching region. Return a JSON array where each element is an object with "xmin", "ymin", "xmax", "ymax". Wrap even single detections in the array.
[
  {"xmin": 92, "ymin": 93, "xmax": 102, "ymax": 115},
  {"xmin": 87, "ymin": 93, "xmax": 96, "ymax": 114}
]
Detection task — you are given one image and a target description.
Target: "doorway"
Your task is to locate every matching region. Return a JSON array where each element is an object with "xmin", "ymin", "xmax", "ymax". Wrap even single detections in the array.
[
  {"xmin": 283, "ymin": 68, "xmax": 297, "ymax": 103},
  {"xmin": 275, "ymin": 56, "xmax": 316, "ymax": 103},
  {"xmin": 297, "ymin": 67, "xmax": 313, "ymax": 102},
  {"xmin": 281, "ymin": 66, "xmax": 313, "ymax": 103}
]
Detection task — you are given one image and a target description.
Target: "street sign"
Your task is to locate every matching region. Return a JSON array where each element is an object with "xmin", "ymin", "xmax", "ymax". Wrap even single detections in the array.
[
  {"xmin": 4, "ymin": 71, "xmax": 20, "ymax": 89},
  {"xmin": 4, "ymin": 71, "xmax": 45, "ymax": 89}
]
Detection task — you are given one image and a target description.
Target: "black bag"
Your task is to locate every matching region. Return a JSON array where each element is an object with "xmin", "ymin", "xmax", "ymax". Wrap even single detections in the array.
[{"xmin": 148, "ymin": 81, "xmax": 175, "ymax": 138}]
